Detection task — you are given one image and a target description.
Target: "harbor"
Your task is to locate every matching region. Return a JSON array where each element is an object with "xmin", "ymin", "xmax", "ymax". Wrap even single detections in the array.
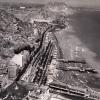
[{"xmin": 0, "ymin": 1, "xmax": 100, "ymax": 100}]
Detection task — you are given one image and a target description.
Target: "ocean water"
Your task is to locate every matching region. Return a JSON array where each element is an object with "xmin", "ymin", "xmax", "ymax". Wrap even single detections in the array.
[
  {"xmin": 69, "ymin": 9, "xmax": 100, "ymax": 89},
  {"xmin": 55, "ymin": 8, "xmax": 100, "ymax": 100},
  {"xmin": 69, "ymin": 9, "xmax": 100, "ymax": 60}
]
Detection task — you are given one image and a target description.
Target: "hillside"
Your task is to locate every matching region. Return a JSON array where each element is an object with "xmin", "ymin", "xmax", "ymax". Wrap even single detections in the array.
[{"xmin": 0, "ymin": 9, "xmax": 35, "ymax": 70}]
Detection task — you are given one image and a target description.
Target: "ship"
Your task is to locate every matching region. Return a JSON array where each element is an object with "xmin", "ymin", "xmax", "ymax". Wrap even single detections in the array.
[
  {"xmin": 56, "ymin": 59, "xmax": 98, "ymax": 73},
  {"xmin": 49, "ymin": 81, "xmax": 100, "ymax": 100}
]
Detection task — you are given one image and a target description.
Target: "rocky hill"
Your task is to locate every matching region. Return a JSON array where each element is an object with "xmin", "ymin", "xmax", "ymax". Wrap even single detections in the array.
[
  {"xmin": 0, "ymin": 9, "xmax": 35, "ymax": 70},
  {"xmin": 0, "ymin": 9, "xmax": 32, "ymax": 32}
]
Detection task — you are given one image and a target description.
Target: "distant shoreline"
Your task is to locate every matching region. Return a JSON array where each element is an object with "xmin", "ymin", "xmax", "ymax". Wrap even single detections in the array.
[{"xmin": 0, "ymin": 1, "xmax": 100, "ymax": 10}]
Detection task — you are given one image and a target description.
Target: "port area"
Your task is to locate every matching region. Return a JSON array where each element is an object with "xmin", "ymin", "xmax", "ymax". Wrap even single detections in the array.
[
  {"xmin": 0, "ymin": 23, "xmax": 99, "ymax": 100},
  {"xmin": 0, "ymin": 25, "xmax": 99, "ymax": 100},
  {"xmin": 0, "ymin": 4, "xmax": 100, "ymax": 100}
]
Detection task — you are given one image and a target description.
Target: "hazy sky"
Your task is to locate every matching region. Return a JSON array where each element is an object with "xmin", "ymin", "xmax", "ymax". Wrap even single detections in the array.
[{"xmin": 0, "ymin": 0, "xmax": 100, "ymax": 7}]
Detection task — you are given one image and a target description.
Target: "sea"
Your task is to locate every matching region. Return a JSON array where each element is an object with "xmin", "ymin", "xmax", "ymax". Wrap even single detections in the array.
[
  {"xmin": 55, "ymin": 8, "xmax": 100, "ymax": 100},
  {"xmin": 69, "ymin": 8, "xmax": 100, "ymax": 88}
]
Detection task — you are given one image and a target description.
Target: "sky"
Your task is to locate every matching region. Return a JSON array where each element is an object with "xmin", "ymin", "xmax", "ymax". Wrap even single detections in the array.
[{"xmin": 0, "ymin": 0, "xmax": 100, "ymax": 7}]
